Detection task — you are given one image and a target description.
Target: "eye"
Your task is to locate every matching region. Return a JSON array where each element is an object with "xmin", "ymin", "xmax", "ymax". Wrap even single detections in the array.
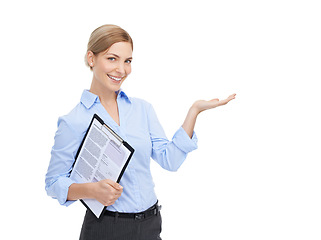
[
  {"xmin": 125, "ymin": 59, "xmax": 132, "ymax": 64},
  {"xmin": 108, "ymin": 57, "xmax": 116, "ymax": 61}
]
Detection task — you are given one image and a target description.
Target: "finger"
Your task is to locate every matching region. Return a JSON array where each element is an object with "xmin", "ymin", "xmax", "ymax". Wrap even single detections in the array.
[
  {"xmin": 114, "ymin": 191, "xmax": 122, "ymax": 197},
  {"xmin": 217, "ymin": 98, "xmax": 232, "ymax": 106},
  {"xmin": 115, "ymin": 184, "xmax": 123, "ymax": 190},
  {"xmin": 114, "ymin": 187, "xmax": 123, "ymax": 195},
  {"xmin": 104, "ymin": 179, "xmax": 123, "ymax": 190},
  {"xmin": 222, "ymin": 94, "xmax": 236, "ymax": 104}
]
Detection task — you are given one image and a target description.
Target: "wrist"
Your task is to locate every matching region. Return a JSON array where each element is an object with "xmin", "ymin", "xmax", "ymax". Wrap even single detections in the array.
[
  {"xmin": 189, "ymin": 104, "xmax": 201, "ymax": 116},
  {"xmin": 86, "ymin": 182, "xmax": 97, "ymax": 199}
]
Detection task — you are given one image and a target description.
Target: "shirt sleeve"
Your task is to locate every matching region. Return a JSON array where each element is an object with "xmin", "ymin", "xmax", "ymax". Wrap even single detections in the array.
[
  {"xmin": 147, "ymin": 104, "xmax": 198, "ymax": 171},
  {"xmin": 45, "ymin": 117, "xmax": 81, "ymax": 206}
]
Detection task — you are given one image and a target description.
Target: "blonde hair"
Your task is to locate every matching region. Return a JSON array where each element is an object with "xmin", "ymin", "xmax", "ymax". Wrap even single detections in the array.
[{"xmin": 85, "ymin": 24, "xmax": 133, "ymax": 69}]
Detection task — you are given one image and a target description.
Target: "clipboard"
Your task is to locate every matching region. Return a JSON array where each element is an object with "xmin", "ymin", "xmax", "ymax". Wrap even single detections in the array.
[{"xmin": 70, "ymin": 114, "xmax": 134, "ymax": 218}]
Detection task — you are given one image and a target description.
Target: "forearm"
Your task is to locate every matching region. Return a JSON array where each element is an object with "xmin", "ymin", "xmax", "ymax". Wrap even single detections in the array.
[
  {"xmin": 67, "ymin": 182, "xmax": 95, "ymax": 201},
  {"xmin": 182, "ymin": 106, "xmax": 199, "ymax": 138}
]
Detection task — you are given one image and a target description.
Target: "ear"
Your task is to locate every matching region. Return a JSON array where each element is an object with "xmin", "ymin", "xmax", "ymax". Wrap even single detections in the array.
[{"xmin": 87, "ymin": 51, "xmax": 95, "ymax": 68}]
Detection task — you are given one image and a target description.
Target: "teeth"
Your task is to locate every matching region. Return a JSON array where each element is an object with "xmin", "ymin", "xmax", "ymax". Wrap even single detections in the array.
[{"xmin": 108, "ymin": 74, "xmax": 122, "ymax": 81}]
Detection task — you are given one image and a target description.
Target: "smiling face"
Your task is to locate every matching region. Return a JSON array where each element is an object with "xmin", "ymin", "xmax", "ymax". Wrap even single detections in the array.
[{"xmin": 88, "ymin": 41, "xmax": 133, "ymax": 94}]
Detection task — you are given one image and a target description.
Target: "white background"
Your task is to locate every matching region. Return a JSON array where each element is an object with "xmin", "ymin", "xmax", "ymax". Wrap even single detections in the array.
[{"xmin": 1, "ymin": 0, "xmax": 320, "ymax": 239}]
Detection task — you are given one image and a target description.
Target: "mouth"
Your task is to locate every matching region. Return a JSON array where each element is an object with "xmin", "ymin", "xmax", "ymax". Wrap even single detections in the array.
[{"xmin": 107, "ymin": 74, "xmax": 124, "ymax": 82}]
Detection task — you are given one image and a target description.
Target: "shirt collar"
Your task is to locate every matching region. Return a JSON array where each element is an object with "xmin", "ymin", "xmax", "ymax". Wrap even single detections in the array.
[
  {"xmin": 80, "ymin": 90, "xmax": 100, "ymax": 109},
  {"xmin": 80, "ymin": 89, "xmax": 131, "ymax": 109},
  {"xmin": 117, "ymin": 89, "xmax": 131, "ymax": 103}
]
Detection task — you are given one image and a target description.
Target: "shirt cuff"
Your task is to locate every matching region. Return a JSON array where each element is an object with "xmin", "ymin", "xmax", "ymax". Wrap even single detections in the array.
[
  {"xmin": 50, "ymin": 177, "xmax": 76, "ymax": 206},
  {"xmin": 172, "ymin": 127, "xmax": 198, "ymax": 153}
]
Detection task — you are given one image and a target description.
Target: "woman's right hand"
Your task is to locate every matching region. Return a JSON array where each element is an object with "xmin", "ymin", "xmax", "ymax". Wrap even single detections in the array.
[{"xmin": 92, "ymin": 179, "xmax": 123, "ymax": 206}]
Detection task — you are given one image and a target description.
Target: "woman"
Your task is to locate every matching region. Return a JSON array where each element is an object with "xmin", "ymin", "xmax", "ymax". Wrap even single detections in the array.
[{"xmin": 45, "ymin": 24, "xmax": 236, "ymax": 240}]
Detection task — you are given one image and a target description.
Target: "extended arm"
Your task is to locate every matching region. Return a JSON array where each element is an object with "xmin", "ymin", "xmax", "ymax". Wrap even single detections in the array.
[{"xmin": 182, "ymin": 93, "xmax": 236, "ymax": 138}]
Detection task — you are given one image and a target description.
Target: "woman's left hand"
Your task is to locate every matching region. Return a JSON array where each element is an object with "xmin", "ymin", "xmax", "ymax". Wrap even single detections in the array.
[
  {"xmin": 191, "ymin": 93, "xmax": 236, "ymax": 114},
  {"xmin": 182, "ymin": 93, "xmax": 236, "ymax": 138}
]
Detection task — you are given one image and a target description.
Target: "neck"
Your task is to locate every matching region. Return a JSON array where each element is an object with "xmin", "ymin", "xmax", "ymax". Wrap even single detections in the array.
[{"xmin": 89, "ymin": 79, "xmax": 118, "ymax": 105}]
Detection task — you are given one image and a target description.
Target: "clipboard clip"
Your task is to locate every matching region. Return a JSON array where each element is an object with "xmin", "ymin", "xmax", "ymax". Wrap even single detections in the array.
[{"xmin": 102, "ymin": 124, "xmax": 123, "ymax": 147}]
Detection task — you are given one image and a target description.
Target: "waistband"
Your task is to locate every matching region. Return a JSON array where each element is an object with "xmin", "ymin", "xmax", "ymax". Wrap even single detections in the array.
[{"xmin": 105, "ymin": 202, "xmax": 162, "ymax": 220}]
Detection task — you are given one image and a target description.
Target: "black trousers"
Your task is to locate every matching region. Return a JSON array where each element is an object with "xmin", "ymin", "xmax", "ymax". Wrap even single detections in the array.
[{"xmin": 79, "ymin": 208, "xmax": 162, "ymax": 240}]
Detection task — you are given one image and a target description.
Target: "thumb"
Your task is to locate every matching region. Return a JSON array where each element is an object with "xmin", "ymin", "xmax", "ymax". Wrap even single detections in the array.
[
  {"xmin": 116, "ymin": 183, "xmax": 123, "ymax": 190},
  {"xmin": 105, "ymin": 179, "xmax": 123, "ymax": 190}
]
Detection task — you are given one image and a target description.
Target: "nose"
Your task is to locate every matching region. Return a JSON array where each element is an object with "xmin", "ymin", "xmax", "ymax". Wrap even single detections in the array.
[{"xmin": 116, "ymin": 63, "xmax": 125, "ymax": 75}]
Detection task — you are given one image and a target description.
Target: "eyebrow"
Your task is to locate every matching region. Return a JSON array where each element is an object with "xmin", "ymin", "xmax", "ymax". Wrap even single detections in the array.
[{"xmin": 106, "ymin": 53, "xmax": 132, "ymax": 60}]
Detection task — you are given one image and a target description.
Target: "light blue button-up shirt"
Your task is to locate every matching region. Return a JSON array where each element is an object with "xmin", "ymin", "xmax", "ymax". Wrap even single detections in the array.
[{"xmin": 45, "ymin": 90, "xmax": 198, "ymax": 213}]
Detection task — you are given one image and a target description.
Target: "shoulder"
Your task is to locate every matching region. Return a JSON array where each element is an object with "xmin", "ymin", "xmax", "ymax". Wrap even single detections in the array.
[
  {"xmin": 128, "ymin": 97, "xmax": 157, "ymax": 118},
  {"xmin": 120, "ymin": 89, "xmax": 153, "ymax": 109},
  {"xmin": 57, "ymin": 103, "xmax": 93, "ymax": 138},
  {"xmin": 129, "ymin": 96, "xmax": 153, "ymax": 109},
  {"xmin": 127, "ymin": 97, "xmax": 161, "ymax": 126}
]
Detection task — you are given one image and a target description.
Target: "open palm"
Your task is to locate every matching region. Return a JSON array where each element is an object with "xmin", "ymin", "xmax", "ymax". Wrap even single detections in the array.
[{"xmin": 193, "ymin": 93, "xmax": 236, "ymax": 113}]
